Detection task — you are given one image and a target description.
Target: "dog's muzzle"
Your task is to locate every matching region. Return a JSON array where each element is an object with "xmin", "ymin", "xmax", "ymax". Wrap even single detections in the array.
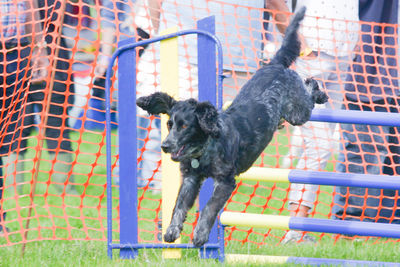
[{"xmin": 161, "ymin": 141, "xmax": 172, "ymax": 153}]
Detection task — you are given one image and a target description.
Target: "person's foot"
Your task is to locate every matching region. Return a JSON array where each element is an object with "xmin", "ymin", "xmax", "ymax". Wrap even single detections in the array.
[
  {"xmin": 0, "ymin": 225, "xmax": 9, "ymax": 236},
  {"xmin": 281, "ymin": 230, "xmax": 316, "ymax": 244}
]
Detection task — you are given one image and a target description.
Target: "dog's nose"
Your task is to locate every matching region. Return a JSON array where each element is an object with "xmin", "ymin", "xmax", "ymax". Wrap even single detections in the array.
[{"xmin": 161, "ymin": 141, "xmax": 171, "ymax": 153}]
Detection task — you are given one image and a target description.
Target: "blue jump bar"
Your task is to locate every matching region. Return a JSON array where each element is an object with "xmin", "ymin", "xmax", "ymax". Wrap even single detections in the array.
[
  {"xmin": 288, "ymin": 256, "xmax": 400, "ymax": 267},
  {"xmin": 290, "ymin": 217, "xmax": 400, "ymax": 238},
  {"xmin": 289, "ymin": 170, "xmax": 400, "ymax": 190},
  {"xmin": 310, "ymin": 109, "xmax": 400, "ymax": 126}
]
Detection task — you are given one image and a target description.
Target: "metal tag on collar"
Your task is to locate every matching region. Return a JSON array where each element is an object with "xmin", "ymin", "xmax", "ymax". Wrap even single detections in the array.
[{"xmin": 191, "ymin": 158, "xmax": 200, "ymax": 169}]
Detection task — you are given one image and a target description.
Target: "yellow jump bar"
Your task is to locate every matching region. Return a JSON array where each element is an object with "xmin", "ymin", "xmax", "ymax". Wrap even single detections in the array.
[
  {"xmin": 220, "ymin": 211, "xmax": 290, "ymax": 230},
  {"xmin": 236, "ymin": 167, "xmax": 290, "ymax": 182}
]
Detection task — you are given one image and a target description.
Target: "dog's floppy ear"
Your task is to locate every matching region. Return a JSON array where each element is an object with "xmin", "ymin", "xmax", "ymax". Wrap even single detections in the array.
[
  {"xmin": 195, "ymin": 101, "xmax": 220, "ymax": 138},
  {"xmin": 136, "ymin": 92, "xmax": 177, "ymax": 115}
]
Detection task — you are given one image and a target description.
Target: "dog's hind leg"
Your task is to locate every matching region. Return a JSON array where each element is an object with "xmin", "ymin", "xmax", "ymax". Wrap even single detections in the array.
[
  {"xmin": 164, "ymin": 175, "xmax": 202, "ymax": 243},
  {"xmin": 193, "ymin": 179, "xmax": 236, "ymax": 247},
  {"xmin": 283, "ymin": 78, "xmax": 328, "ymax": 126},
  {"xmin": 305, "ymin": 78, "xmax": 329, "ymax": 104}
]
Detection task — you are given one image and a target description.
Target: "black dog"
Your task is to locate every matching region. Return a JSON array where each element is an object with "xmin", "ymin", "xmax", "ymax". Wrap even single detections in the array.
[{"xmin": 137, "ymin": 7, "xmax": 327, "ymax": 247}]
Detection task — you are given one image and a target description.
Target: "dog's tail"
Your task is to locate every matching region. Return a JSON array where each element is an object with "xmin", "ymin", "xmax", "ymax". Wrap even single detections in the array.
[{"xmin": 270, "ymin": 6, "xmax": 306, "ymax": 68}]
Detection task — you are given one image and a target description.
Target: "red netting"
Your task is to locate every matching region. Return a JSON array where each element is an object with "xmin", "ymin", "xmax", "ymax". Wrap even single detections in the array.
[{"xmin": 0, "ymin": 0, "xmax": 399, "ymax": 250}]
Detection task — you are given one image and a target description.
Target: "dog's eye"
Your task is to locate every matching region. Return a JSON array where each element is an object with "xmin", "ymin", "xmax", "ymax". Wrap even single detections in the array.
[{"xmin": 176, "ymin": 120, "xmax": 186, "ymax": 130}]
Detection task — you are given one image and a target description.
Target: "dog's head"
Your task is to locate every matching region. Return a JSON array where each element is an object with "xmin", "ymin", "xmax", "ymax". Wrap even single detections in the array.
[{"xmin": 137, "ymin": 92, "xmax": 220, "ymax": 162}]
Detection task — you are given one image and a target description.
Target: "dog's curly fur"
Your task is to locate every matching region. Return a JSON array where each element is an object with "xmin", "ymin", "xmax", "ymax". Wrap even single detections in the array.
[{"xmin": 137, "ymin": 7, "xmax": 328, "ymax": 247}]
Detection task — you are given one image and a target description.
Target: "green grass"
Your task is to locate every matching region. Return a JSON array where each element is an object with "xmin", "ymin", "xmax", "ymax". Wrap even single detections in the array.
[
  {"xmin": 2, "ymin": 237, "xmax": 400, "ymax": 266},
  {"xmin": 1, "ymin": 129, "xmax": 400, "ymax": 266}
]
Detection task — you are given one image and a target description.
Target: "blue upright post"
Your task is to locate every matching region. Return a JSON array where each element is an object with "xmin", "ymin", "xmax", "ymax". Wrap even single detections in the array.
[
  {"xmin": 117, "ymin": 38, "xmax": 138, "ymax": 259},
  {"xmin": 197, "ymin": 16, "xmax": 220, "ymax": 260}
]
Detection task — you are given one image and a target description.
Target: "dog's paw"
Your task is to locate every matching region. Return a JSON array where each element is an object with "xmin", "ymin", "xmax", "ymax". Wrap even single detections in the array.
[
  {"xmin": 192, "ymin": 225, "xmax": 210, "ymax": 247},
  {"xmin": 164, "ymin": 225, "xmax": 181, "ymax": 243}
]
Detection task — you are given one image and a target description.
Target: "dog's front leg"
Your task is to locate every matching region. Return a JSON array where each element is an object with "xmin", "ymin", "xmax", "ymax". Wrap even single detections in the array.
[
  {"xmin": 164, "ymin": 175, "xmax": 202, "ymax": 243},
  {"xmin": 193, "ymin": 179, "xmax": 236, "ymax": 247}
]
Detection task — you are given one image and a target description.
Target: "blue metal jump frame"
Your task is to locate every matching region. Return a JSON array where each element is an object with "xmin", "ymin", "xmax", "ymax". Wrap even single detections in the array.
[{"xmin": 104, "ymin": 17, "xmax": 225, "ymax": 260}]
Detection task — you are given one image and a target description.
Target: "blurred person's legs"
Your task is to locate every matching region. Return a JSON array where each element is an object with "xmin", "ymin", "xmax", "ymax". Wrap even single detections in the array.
[
  {"xmin": 0, "ymin": 41, "xmax": 31, "ymax": 233},
  {"xmin": 43, "ymin": 87, "xmax": 77, "ymax": 195},
  {"xmin": 4, "ymin": 93, "xmax": 36, "ymax": 194},
  {"xmin": 92, "ymin": 75, "xmax": 106, "ymax": 103},
  {"xmin": 92, "ymin": 73, "xmax": 119, "ymax": 111},
  {"xmin": 48, "ymin": 151, "xmax": 76, "ymax": 194},
  {"xmin": 282, "ymin": 121, "xmax": 332, "ymax": 244},
  {"xmin": 4, "ymin": 149, "xmax": 26, "ymax": 195},
  {"xmin": 333, "ymin": 98, "xmax": 400, "ymax": 223},
  {"xmin": 6, "ymin": 36, "xmax": 77, "ymax": 194},
  {"xmin": 8, "ymin": 77, "xmax": 78, "ymax": 195},
  {"xmin": 283, "ymin": 54, "xmax": 350, "ymax": 243},
  {"xmin": 287, "ymin": 54, "xmax": 350, "ymax": 213},
  {"xmin": 332, "ymin": 0, "xmax": 400, "ymax": 225},
  {"xmin": 0, "ymin": 157, "xmax": 7, "ymax": 235}
]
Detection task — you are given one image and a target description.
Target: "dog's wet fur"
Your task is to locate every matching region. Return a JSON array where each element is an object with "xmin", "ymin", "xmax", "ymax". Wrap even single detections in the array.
[{"xmin": 137, "ymin": 7, "xmax": 328, "ymax": 247}]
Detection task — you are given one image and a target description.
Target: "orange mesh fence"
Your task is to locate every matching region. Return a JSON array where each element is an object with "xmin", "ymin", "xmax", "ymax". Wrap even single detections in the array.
[{"xmin": 0, "ymin": 0, "xmax": 399, "ymax": 250}]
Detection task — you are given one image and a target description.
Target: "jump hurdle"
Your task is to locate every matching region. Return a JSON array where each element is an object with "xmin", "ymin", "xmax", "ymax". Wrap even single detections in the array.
[
  {"xmin": 105, "ymin": 16, "xmax": 226, "ymax": 260},
  {"xmin": 220, "ymin": 112, "xmax": 400, "ymax": 265},
  {"xmin": 238, "ymin": 166, "xmax": 400, "ymax": 190},
  {"xmin": 221, "ymin": 167, "xmax": 400, "ymax": 265},
  {"xmin": 221, "ymin": 212, "xmax": 400, "ymax": 238}
]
